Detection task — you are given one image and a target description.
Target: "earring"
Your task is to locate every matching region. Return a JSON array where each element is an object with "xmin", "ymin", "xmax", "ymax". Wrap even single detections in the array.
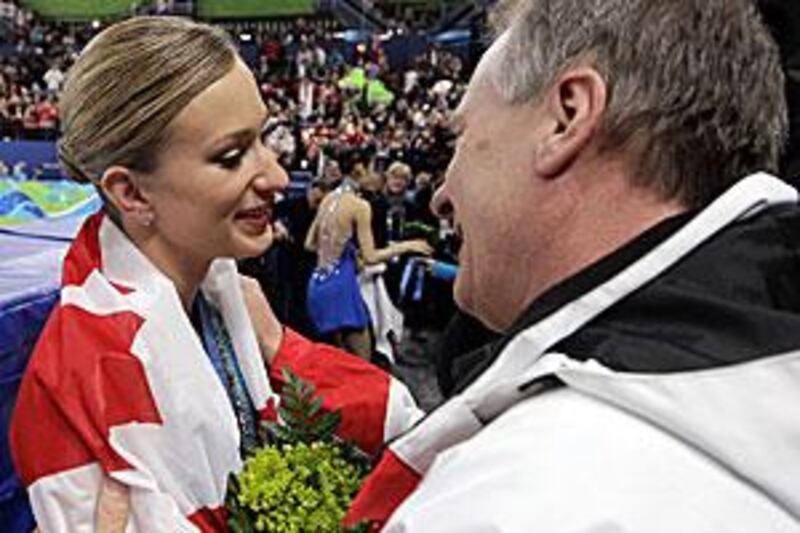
[{"xmin": 140, "ymin": 211, "xmax": 155, "ymax": 227}]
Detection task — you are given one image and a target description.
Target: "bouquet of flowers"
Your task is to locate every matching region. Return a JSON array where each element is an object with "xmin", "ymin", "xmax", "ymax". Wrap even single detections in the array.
[{"xmin": 226, "ymin": 369, "xmax": 372, "ymax": 533}]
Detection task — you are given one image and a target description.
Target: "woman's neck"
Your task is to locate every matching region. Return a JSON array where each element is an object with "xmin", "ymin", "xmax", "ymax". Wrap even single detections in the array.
[
  {"xmin": 341, "ymin": 176, "xmax": 360, "ymax": 193},
  {"xmin": 125, "ymin": 222, "xmax": 210, "ymax": 311},
  {"xmin": 168, "ymin": 263, "xmax": 207, "ymax": 312}
]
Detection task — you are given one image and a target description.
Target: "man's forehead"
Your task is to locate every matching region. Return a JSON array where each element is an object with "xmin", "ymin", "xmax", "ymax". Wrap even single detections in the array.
[
  {"xmin": 472, "ymin": 30, "xmax": 511, "ymax": 89},
  {"xmin": 453, "ymin": 30, "xmax": 511, "ymax": 122}
]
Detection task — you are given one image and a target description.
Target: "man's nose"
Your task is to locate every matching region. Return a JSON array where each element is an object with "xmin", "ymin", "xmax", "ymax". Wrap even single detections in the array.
[{"xmin": 431, "ymin": 183, "xmax": 453, "ymax": 218}]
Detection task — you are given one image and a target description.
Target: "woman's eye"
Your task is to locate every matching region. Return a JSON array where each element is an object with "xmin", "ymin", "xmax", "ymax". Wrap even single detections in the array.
[{"xmin": 217, "ymin": 148, "xmax": 244, "ymax": 169}]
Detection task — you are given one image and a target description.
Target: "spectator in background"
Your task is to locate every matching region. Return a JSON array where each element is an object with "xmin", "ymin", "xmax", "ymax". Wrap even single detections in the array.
[
  {"xmin": 297, "ymin": 75, "xmax": 314, "ymax": 121},
  {"xmin": 408, "ymin": 171, "xmax": 438, "ymax": 225},
  {"xmin": 42, "ymin": 59, "xmax": 64, "ymax": 94},
  {"xmin": 367, "ymin": 161, "xmax": 416, "ymax": 303},
  {"xmin": 381, "ymin": 161, "xmax": 415, "ymax": 240},
  {"xmin": 295, "ymin": 41, "xmax": 313, "ymax": 79},
  {"xmin": 270, "ymin": 176, "xmax": 335, "ymax": 337},
  {"xmin": 35, "ymin": 92, "xmax": 57, "ymax": 134}
]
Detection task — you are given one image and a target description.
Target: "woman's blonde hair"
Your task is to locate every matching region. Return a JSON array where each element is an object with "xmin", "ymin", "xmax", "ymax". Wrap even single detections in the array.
[{"xmin": 58, "ymin": 16, "xmax": 237, "ymax": 184}]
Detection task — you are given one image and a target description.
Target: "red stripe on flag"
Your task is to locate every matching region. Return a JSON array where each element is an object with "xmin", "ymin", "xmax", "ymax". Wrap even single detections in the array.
[
  {"xmin": 258, "ymin": 396, "xmax": 279, "ymax": 422},
  {"xmin": 344, "ymin": 450, "xmax": 421, "ymax": 529},
  {"xmin": 62, "ymin": 212, "xmax": 104, "ymax": 286},
  {"xmin": 109, "ymin": 281, "xmax": 135, "ymax": 295},
  {"xmin": 11, "ymin": 305, "xmax": 162, "ymax": 485},
  {"xmin": 271, "ymin": 328, "xmax": 391, "ymax": 455},
  {"xmin": 188, "ymin": 505, "xmax": 228, "ymax": 532}
]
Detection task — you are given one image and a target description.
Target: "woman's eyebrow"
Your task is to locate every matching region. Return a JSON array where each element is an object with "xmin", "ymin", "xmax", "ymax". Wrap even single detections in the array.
[{"xmin": 207, "ymin": 110, "xmax": 270, "ymax": 151}]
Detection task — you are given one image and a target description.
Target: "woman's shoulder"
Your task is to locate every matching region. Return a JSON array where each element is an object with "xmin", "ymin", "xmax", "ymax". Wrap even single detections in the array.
[
  {"xmin": 25, "ymin": 301, "xmax": 145, "ymax": 389},
  {"xmin": 344, "ymin": 193, "xmax": 371, "ymax": 213}
]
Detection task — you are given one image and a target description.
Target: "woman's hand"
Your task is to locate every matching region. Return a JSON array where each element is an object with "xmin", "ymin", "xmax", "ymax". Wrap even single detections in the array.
[
  {"xmin": 400, "ymin": 239, "xmax": 434, "ymax": 256},
  {"xmin": 240, "ymin": 275, "xmax": 283, "ymax": 365}
]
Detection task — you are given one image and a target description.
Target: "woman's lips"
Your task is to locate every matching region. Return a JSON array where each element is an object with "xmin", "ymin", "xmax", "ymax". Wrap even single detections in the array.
[
  {"xmin": 236, "ymin": 204, "xmax": 270, "ymax": 219},
  {"xmin": 235, "ymin": 204, "xmax": 272, "ymax": 233}
]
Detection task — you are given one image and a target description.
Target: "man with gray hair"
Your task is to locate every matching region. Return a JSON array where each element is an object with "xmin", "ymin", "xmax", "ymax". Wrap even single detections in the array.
[{"xmin": 252, "ymin": 0, "xmax": 800, "ymax": 530}]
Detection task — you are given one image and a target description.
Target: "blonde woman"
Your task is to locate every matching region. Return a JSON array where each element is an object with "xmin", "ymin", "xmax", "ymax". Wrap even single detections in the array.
[{"xmin": 10, "ymin": 17, "xmax": 422, "ymax": 531}]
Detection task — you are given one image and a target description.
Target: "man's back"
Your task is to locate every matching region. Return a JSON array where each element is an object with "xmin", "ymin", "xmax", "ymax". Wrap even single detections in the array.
[{"xmin": 391, "ymin": 376, "xmax": 800, "ymax": 532}]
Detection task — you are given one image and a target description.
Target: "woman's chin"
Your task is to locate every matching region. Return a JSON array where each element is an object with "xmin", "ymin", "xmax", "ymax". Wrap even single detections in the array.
[{"xmin": 233, "ymin": 227, "xmax": 274, "ymax": 259}]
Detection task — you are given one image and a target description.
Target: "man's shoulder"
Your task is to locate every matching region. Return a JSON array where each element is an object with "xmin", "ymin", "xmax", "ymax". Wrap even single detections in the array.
[
  {"xmin": 389, "ymin": 387, "xmax": 795, "ymax": 532},
  {"xmin": 434, "ymin": 387, "xmax": 664, "ymax": 480}
]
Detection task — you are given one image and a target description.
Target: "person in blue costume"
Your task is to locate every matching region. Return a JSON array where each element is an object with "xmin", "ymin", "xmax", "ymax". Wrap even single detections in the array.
[{"xmin": 305, "ymin": 167, "xmax": 432, "ymax": 360}]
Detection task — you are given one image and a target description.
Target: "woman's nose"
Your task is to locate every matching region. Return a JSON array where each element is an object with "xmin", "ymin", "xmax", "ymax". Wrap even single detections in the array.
[{"xmin": 255, "ymin": 144, "xmax": 289, "ymax": 190}]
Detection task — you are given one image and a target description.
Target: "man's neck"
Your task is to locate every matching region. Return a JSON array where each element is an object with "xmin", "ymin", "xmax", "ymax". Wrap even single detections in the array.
[{"xmin": 511, "ymin": 168, "xmax": 687, "ymax": 331}]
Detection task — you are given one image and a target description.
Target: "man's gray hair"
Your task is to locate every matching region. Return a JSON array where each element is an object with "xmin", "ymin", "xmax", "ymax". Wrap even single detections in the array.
[{"xmin": 492, "ymin": 0, "xmax": 787, "ymax": 207}]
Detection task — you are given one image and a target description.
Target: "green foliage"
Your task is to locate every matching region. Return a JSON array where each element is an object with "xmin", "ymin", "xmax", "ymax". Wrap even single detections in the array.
[
  {"xmin": 262, "ymin": 368, "xmax": 342, "ymax": 446},
  {"xmin": 402, "ymin": 221, "xmax": 438, "ymax": 244},
  {"xmin": 227, "ymin": 369, "xmax": 371, "ymax": 532},
  {"xmin": 230, "ymin": 442, "xmax": 367, "ymax": 532}
]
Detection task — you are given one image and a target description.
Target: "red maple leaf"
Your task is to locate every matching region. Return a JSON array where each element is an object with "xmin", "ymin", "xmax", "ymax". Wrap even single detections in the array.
[{"xmin": 11, "ymin": 305, "xmax": 163, "ymax": 484}]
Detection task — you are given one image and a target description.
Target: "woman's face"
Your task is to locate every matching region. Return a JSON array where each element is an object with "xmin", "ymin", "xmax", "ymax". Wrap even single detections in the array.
[{"xmin": 141, "ymin": 59, "xmax": 288, "ymax": 265}]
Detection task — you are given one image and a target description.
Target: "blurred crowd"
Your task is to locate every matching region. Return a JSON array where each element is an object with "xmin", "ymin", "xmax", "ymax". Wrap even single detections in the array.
[
  {"xmin": 252, "ymin": 20, "xmax": 466, "ymax": 179},
  {"xmin": 0, "ymin": 0, "xmax": 92, "ymax": 140},
  {"xmin": 0, "ymin": 4, "xmax": 469, "ymax": 183}
]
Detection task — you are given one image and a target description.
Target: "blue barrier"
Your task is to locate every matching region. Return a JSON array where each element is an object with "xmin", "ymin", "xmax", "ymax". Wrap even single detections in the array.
[
  {"xmin": 0, "ymin": 215, "xmax": 86, "ymax": 533},
  {"xmin": 0, "ymin": 291, "xmax": 56, "ymax": 533},
  {"xmin": 0, "ymin": 141, "xmax": 58, "ymax": 172}
]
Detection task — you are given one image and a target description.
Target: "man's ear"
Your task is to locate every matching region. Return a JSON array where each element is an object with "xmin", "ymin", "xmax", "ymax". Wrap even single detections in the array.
[
  {"xmin": 534, "ymin": 67, "xmax": 607, "ymax": 178},
  {"xmin": 99, "ymin": 166, "xmax": 154, "ymax": 226}
]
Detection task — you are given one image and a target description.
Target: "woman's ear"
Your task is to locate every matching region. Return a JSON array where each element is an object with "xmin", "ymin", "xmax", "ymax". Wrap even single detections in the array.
[
  {"xmin": 99, "ymin": 166, "xmax": 155, "ymax": 227},
  {"xmin": 534, "ymin": 67, "xmax": 607, "ymax": 178}
]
